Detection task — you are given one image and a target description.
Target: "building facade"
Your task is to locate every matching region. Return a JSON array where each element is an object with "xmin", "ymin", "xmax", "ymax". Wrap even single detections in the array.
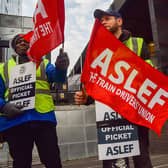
[
  {"xmin": 0, "ymin": 0, "xmax": 29, "ymax": 62},
  {"xmin": 0, "ymin": 14, "xmax": 33, "ymax": 62},
  {"xmin": 0, "ymin": 0, "xmax": 22, "ymax": 16}
]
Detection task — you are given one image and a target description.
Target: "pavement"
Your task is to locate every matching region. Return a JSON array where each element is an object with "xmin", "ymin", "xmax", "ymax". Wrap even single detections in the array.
[
  {"xmin": 3, "ymin": 124, "xmax": 168, "ymax": 168},
  {"xmin": 31, "ymin": 154, "xmax": 168, "ymax": 168}
]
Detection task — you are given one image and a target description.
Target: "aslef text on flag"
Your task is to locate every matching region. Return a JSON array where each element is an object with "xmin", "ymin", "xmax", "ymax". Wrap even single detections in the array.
[{"xmin": 81, "ymin": 19, "xmax": 168, "ymax": 136}]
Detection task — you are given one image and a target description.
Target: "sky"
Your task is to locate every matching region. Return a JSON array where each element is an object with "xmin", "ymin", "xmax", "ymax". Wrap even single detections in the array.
[{"xmin": 22, "ymin": 0, "xmax": 113, "ymax": 74}]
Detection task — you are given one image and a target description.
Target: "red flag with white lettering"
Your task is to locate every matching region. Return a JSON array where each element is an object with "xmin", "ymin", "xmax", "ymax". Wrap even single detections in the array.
[
  {"xmin": 27, "ymin": 0, "xmax": 65, "ymax": 65},
  {"xmin": 81, "ymin": 19, "xmax": 168, "ymax": 136}
]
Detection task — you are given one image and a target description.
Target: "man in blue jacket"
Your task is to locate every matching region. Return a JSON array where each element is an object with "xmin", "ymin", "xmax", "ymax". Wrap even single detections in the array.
[{"xmin": 0, "ymin": 34, "xmax": 69, "ymax": 168}]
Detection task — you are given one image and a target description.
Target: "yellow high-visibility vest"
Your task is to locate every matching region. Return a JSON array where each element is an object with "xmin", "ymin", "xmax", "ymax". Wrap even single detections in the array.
[
  {"xmin": 0, "ymin": 58, "xmax": 54, "ymax": 113},
  {"xmin": 124, "ymin": 37, "xmax": 153, "ymax": 66}
]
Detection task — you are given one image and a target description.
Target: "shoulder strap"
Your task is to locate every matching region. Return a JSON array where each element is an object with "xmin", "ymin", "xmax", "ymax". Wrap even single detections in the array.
[
  {"xmin": 132, "ymin": 37, "xmax": 138, "ymax": 54},
  {"xmin": 36, "ymin": 60, "xmax": 48, "ymax": 81},
  {"xmin": 3, "ymin": 61, "xmax": 9, "ymax": 88}
]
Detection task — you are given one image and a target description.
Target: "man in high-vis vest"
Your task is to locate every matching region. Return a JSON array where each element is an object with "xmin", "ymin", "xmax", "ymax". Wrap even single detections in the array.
[
  {"xmin": 75, "ymin": 9, "xmax": 153, "ymax": 168},
  {"xmin": 0, "ymin": 34, "xmax": 69, "ymax": 168}
]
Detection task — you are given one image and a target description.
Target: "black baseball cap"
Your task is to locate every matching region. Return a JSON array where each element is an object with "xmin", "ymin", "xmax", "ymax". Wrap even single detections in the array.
[
  {"xmin": 94, "ymin": 8, "xmax": 122, "ymax": 20},
  {"xmin": 11, "ymin": 34, "xmax": 23, "ymax": 51}
]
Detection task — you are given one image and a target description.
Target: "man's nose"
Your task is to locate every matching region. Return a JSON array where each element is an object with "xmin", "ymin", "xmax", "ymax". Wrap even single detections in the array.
[
  {"xmin": 20, "ymin": 40, "xmax": 28, "ymax": 45},
  {"xmin": 101, "ymin": 20, "xmax": 106, "ymax": 25},
  {"xmin": 101, "ymin": 20, "xmax": 104, "ymax": 24},
  {"xmin": 21, "ymin": 41, "xmax": 26, "ymax": 44}
]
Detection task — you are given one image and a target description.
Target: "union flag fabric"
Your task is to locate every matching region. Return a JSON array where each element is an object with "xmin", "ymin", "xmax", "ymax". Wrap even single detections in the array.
[
  {"xmin": 28, "ymin": 0, "xmax": 65, "ymax": 65},
  {"xmin": 81, "ymin": 19, "xmax": 168, "ymax": 136}
]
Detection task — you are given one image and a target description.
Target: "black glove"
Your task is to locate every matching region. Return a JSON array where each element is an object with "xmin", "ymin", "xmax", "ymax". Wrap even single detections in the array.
[
  {"xmin": 0, "ymin": 103, "xmax": 24, "ymax": 119},
  {"xmin": 55, "ymin": 48, "xmax": 69, "ymax": 70}
]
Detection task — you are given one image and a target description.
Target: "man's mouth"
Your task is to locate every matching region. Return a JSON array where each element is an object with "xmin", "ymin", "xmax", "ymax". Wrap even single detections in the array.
[{"xmin": 20, "ymin": 46, "xmax": 28, "ymax": 50}]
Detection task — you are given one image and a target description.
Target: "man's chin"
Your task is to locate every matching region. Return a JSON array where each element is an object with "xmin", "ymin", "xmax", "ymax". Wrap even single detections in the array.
[{"xmin": 18, "ymin": 52, "xmax": 27, "ymax": 57}]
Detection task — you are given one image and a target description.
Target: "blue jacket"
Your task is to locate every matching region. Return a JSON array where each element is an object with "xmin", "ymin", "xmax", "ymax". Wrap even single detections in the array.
[{"xmin": 0, "ymin": 61, "xmax": 67, "ymax": 132}]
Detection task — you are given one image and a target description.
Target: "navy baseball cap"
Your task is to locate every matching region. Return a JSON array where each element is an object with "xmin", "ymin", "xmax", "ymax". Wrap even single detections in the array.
[{"xmin": 94, "ymin": 8, "xmax": 122, "ymax": 20}]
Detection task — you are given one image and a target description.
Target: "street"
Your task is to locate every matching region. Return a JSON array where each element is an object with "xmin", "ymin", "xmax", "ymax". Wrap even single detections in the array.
[{"xmin": 31, "ymin": 154, "xmax": 168, "ymax": 168}]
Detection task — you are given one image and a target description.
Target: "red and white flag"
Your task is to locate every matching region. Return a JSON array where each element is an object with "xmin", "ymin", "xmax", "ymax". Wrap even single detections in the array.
[
  {"xmin": 27, "ymin": 0, "xmax": 65, "ymax": 65},
  {"xmin": 81, "ymin": 19, "xmax": 168, "ymax": 136}
]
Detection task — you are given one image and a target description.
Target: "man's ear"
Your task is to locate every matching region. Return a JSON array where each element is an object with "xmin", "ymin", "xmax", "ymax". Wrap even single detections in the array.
[{"xmin": 117, "ymin": 18, "xmax": 123, "ymax": 26}]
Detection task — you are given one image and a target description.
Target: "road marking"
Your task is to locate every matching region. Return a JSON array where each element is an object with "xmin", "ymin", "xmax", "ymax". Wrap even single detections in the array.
[{"xmin": 154, "ymin": 164, "xmax": 168, "ymax": 168}]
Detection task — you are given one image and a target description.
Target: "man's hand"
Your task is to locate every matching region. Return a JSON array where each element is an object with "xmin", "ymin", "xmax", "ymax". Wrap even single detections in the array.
[
  {"xmin": 74, "ymin": 87, "xmax": 88, "ymax": 105},
  {"xmin": 1, "ymin": 103, "xmax": 24, "ymax": 119},
  {"xmin": 55, "ymin": 48, "xmax": 69, "ymax": 70}
]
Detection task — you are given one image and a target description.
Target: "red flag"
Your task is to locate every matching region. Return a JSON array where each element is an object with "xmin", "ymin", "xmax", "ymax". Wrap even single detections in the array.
[
  {"xmin": 28, "ymin": 0, "xmax": 65, "ymax": 65},
  {"xmin": 81, "ymin": 19, "xmax": 168, "ymax": 136},
  {"xmin": 21, "ymin": 31, "xmax": 34, "ymax": 42}
]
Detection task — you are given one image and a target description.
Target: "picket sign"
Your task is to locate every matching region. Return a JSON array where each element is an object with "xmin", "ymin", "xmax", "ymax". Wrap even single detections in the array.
[
  {"xmin": 9, "ymin": 62, "xmax": 36, "ymax": 111},
  {"xmin": 95, "ymin": 101, "xmax": 140, "ymax": 160}
]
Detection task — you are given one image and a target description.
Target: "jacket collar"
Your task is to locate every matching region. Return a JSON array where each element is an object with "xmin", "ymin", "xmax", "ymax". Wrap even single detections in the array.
[{"xmin": 119, "ymin": 29, "xmax": 131, "ymax": 42}]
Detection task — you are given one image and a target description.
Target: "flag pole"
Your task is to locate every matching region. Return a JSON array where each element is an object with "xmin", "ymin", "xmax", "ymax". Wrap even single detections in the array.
[{"xmin": 62, "ymin": 42, "xmax": 64, "ymax": 52}]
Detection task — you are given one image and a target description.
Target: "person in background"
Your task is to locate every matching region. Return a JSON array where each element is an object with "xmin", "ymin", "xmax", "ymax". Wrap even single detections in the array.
[
  {"xmin": 0, "ymin": 34, "xmax": 69, "ymax": 168},
  {"xmin": 75, "ymin": 8, "xmax": 153, "ymax": 168}
]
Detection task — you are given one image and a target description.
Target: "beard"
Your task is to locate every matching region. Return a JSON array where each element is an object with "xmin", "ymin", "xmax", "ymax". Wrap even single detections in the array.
[{"xmin": 109, "ymin": 23, "xmax": 120, "ymax": 34}]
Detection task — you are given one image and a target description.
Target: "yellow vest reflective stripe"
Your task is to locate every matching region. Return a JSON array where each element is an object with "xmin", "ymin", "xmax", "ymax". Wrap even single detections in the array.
[
  {"xmin": 2, "ymin": 58, "xmax": 16, "ymax": 100},
  {"xmin": 1, "ymin": 58, "xmax": 54, "ymax": 113},
  {"xmin": 36, "ymin": 61, "xmax": 48, "ymax": 81},
  {"xmin": 124, "ymin": 37, "xmax": 153, "ymax": 66},
  {"xmin": 35, "ymin": 59, "xmax": 54, "ymax": 113}
]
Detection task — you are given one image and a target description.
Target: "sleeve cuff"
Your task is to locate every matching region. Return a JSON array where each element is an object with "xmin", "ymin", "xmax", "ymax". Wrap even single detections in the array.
[
  {"xmin": 0, "ymin": 99, "xmax": 6, "ymax": 110},
  {"xmin": 85, "ymin": 96, "xmax": 94, "ymax": 105}
]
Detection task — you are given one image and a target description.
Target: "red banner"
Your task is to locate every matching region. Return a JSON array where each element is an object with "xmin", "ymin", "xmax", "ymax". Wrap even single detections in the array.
[
  {"xmin": 21, "ymin": 31, "xmax": 34, "ymax": 42},
  {"xmin": 28, "ymin": 0, "xmax": 65, "ymax": 65},
  {"xmin": 81, "ymin": 19, "xmax": 168, "ymax": 136}
]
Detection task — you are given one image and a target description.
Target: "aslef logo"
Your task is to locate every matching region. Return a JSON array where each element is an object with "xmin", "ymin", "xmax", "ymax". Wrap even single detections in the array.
[{"xmin": 19, "ymin": 66, "xmax": 26, "ymax": 74}]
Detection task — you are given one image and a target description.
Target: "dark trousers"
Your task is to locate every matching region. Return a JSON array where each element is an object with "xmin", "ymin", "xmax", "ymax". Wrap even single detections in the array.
[
  {"xmin": 103, "ymin": 126, "xmax": 153, "ymax": 168},
  {"xmin": 132, "ymin": 126, "xmax": 152, "ymax": 168},
  {"xmin": 3, "ymin": 122, "xmax": 62, "ymax": 168}
]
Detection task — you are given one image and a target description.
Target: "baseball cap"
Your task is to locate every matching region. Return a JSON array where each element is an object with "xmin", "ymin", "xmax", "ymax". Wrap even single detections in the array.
[
  {"xmin": 11, "ymin": 34, "xmax": 24, "ymax": 50},
  {"xmin": 94, "ymin": 8, "xmax": 122, "ymax": 20},
  {"xmin": 11, "ymin": 31, "xmax": 33, "ymax": 51}
]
